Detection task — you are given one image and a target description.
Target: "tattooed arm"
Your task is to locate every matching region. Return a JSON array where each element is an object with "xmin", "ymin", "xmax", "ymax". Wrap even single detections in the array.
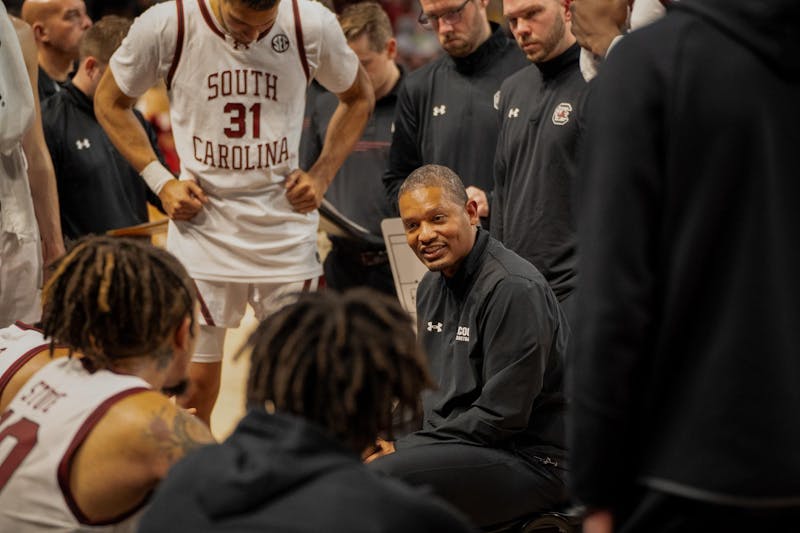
[
  {"xmin": 69, "ymin": 391, "xmax": 215, "ymax": 523},
  {"xmin": 141, "ymin": 402, "xmax": 215, "ymax": 467}
]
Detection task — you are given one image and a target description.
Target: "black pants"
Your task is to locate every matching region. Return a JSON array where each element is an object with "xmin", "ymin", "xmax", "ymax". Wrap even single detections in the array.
[
  {"xmin": 369, "ymin": 442, "xmax": 567, "ymax": 528},
  {"xmin": 324, "ymin": 240, "xmax": 395, "ymax": 297},
  {"xmin": 618, "ymin": 489, "xmax": 800, "ymax": 533}
]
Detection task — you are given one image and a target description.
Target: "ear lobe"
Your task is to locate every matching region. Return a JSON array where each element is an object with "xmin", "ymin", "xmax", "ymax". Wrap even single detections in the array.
[
  {"xmin": 83, "ymin": 56, "xmax": 96, "ymax": 74},
  {"xmin": 173, "ymin": 316, "xmax": 192, "ymax": 353},
  {"xmin": 385, "ymin": 38, "xmax": 398, "ymax": 60},
  {"xmin": 465, "ymin": 199, "xmax": 480, "ymax": 224},
  {"xmin": 32, "ymin": 22, "xmax": 47, "ymax": 42}
]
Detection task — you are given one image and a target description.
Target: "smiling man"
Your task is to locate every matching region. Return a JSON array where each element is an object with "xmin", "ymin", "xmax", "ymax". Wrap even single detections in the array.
[
  {"xmin": 94, "ymin": 0, "xmax": 373, "ymax": 426},
  {"xmin": 369, "ymin": 164, "xmax": 570, "ymax": 528}
]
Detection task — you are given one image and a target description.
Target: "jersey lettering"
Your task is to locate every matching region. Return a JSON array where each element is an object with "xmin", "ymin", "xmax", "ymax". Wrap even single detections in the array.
[
  {"xmin": 192, "ymin": 135, "xmax": 289, "ymax": 170},
  {"xmin": 207, "ymin": 69, "xmax": 278, "ymax": 101},
  {"xmin": 0, "ymin": 411, "xmax": 39, "ymax": 489}
]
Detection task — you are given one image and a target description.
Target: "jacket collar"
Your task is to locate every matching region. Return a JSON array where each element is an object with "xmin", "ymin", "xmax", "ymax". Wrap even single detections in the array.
[
  {"xmin": 535, "ymin": 42, "xmax": 580, "ymax": 79},
  {"xmin": 444, "ymin": 226, "xmax": 489, "ymax": 293},
  {"xmin": 451, "ymin": 23, "xmax": 512, "ymax": 75}
]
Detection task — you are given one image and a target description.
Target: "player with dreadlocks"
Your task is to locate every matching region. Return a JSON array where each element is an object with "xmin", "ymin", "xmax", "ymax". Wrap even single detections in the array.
[
  {"xmin": 139, "ymin": 289, "xmax": 475, "ymax": 533},
  {"xmin": 0, "ymin": 235, "xmax": 214, "ymax": 531}
]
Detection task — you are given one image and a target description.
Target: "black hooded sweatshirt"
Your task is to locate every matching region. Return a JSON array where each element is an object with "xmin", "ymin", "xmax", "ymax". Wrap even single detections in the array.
[
  {"xmin": 138, "ymin": 410, "xmax": 475, "ymax": 532},
  {"xmin": 571, "ymin": 0, "xmax": 800, "ymax": 510}
]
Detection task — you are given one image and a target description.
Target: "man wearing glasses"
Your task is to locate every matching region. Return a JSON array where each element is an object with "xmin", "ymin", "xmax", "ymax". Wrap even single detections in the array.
[{"xmin": 381, "ymin": 0, "xmax": 526, "ymax": 224}]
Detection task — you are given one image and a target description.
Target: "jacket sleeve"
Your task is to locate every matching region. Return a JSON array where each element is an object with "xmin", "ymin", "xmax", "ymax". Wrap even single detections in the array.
[
  {"xmin": 415, "ymin": 278, "xmax": 557, "ymax": 447},
  {"xmin": 382, "ymin": 81, "xmax": 421, "ymax": 213},
  {"xmin": 569, "ymin": 32, "xmax": 663, "ymax": 509}
]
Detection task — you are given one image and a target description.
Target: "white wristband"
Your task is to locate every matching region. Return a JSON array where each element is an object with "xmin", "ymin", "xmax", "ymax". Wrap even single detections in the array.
[{"xmin": 140, "ymin": 160, "xmax": 175, "ymax": 195}]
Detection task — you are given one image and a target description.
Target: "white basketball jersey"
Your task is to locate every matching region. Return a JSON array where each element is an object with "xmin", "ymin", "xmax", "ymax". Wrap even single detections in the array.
[
  {"xmin": 0, "ymin": 2, "xmax": 39, "ymax": 240},
  {"xmin": 0, "ymin": 358, "xmax": 150, "ymax": 531},
  {"xmin": 0, "ymin": 323, "xmax": 51, "ymax": 395},
  {"xmin": 0, "ymin": 2, "xmax": 34, "ymax": 156},
  {"xmin": 110, "ymin": 0, "xmax": 359, "ymax": 283}
]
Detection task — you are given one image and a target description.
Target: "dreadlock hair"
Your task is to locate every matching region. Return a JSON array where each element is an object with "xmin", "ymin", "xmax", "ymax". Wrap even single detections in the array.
[
  {"xmin": 40, "ymin": 236, "xmax": 196, "ymax": 369},
  {"xmin": 245, "ymin": 288, "xmax": 435, "ymax": 454}
]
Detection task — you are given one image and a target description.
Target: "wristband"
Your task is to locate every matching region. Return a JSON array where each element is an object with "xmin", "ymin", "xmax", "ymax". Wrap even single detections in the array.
[{"xmin": 140, "ymin": 160, "xmax": 175, "ymax": 195}]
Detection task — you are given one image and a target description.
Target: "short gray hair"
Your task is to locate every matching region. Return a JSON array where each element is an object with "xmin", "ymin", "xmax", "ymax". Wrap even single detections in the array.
[{"xmin": 398, "ymin": 164, "xmax": 468, "ymax": 206}]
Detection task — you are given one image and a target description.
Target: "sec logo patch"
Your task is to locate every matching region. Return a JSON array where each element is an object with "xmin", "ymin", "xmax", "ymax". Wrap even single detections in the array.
[{"xmin": 272, "ymin": 34, "xmax": 290, "ymax": 53}]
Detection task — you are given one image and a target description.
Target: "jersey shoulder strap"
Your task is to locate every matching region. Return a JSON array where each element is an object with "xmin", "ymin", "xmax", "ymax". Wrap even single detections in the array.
[{"xmin": 166, "ymin": 0, "xmax": 186, "ymax": 90}]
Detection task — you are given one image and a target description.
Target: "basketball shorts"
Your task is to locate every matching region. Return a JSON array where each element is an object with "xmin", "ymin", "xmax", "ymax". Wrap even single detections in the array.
[
  {"xmin": 192, "ymin": 277, "xmax": 323, "ymax": 363},
  {"xmin": 0, "ymin": 232, "xmax": 42, "ymax": 327}
]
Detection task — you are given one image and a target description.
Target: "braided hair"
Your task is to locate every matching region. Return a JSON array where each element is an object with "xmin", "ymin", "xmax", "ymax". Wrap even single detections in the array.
[
  {"xmin": 40, "ymin": 236, "xmax": 196, "ymax": 368},
  {"xmin": 245, "ymin": 288, "xmax": 434, "ymax": 454}
]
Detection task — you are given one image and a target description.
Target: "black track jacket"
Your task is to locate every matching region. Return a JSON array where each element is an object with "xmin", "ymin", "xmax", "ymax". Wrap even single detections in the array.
[
  {"xmin": 571, "ymin": 0, "xmax": 800, "ymax": 510},
  {"xmin": 405, "ymin": 229, "xmax": 569, "ymax": 468},
  {"xmin": 382, "ymin": 24, "xmax": 527, "ymax": 209}
]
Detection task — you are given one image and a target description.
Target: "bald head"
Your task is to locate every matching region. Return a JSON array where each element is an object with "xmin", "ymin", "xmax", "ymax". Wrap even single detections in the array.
[
  {"xmin": 22, "ymin": 0, "xmax": 62, "ymax": 24},
  {"xmin": 21, "ymin": 0, "xmax": 91, "ymax": 59}
]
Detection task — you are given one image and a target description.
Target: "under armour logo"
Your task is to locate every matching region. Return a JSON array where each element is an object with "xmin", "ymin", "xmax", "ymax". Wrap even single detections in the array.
[
  {"xmin": 432, "ymin": 105, "xmax": 446, "ymax": 117},
  {"xmin": 233, "ymin": 40, "xmax": 249, "ymax": 50},
  {"xmin": 426, "ymin": 321, "xmax": 443, "ymax": 332},
  {"xmin": 508, "ymin": 108, "xmax": 520, "ymax": 118},
  {"xmin": 75, "ymin": 138, "xmax": 91, "ymax": 150}
]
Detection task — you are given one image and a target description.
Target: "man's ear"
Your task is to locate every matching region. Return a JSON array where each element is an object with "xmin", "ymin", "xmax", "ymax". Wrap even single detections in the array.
[
  {"xmin": 465, "ymin": 199, "xmax": 480, "ymax": 225},
  {"xmin": 31, "ymin": 21, "xmax": 48, "ymax": 43},
  {"xmin": 173, "ymin": 316, "xmax": 192, "ymax": 353},
  {"xmin": 385, "ymin": 37, "xmax": 398, "ymax": 60}
]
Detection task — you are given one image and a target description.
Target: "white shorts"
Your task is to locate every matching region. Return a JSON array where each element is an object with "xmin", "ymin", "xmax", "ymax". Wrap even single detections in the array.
[
  {"xmin": 192, "ymin": 277, "xmax": 323, "ymax": 363},
  {"xmin": 0, "ymin": 232, "xmax": 42, "ymax": 327}
]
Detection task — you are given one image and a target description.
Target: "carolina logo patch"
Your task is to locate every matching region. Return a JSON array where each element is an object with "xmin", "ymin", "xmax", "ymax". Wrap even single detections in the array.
[
  {"xmin": 551, "ymin": 102, "xmax": 573, "ymax": 126},
  {"xmin": 272, "ymin": 34, "xmax": 290, "ymax": 53}
]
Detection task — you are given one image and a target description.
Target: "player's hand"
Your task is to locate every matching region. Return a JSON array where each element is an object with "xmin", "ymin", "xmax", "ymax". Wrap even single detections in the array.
[
  {"xmin": 466, "ymin": 186, "xmax": 490, "ymax": 218},
  {"xmin": 570, "ymin": 0, "xmax": 629, "ymax": 57},
  {"xmin": 159, "ymin": 179, "xmax": 208, "ymax": 220},
  {"xmin": 284, "ymin": 169, "xmax": 326, "ymax": 214},
  {"xmin": 362, "ymin": 438, "xmax": 395, "ymax": 463}
]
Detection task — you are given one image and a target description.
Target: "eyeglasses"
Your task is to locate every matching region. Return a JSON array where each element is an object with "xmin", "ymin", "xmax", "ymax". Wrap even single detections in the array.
[{"xmin": 418, "ymin": 0, "xmax": 471, "ymax": 30}]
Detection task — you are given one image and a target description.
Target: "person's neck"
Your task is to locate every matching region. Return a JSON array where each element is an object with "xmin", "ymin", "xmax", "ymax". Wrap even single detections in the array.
[
  {"xmin": 39, "ymin": 48, "xmax": 75, "ymax": 82},
  {"xmin": 209, "ymin": 0, "xmax": 224, "ymax": 27},
  {"xmin": 71, "ymin": 70, "xmax": 93, "ymax": 99},
  {"xmin": 374, "ymin": 63, "xmax": 400, "ymax": 100},
  {"xmin": 457, "ymin": 19, "xmax": 492, "ymax": 58},
  {"xmin": 106, "ymin": 356, "xmax": 164, "ymax": 389}
]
